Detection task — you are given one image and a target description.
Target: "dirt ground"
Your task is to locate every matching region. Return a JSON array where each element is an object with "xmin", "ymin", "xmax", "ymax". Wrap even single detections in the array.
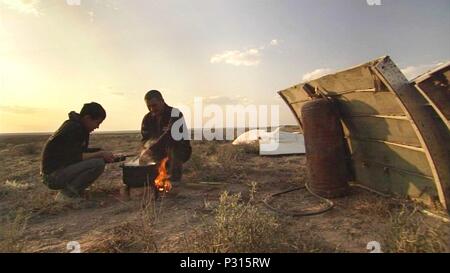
[{"xmin": 0, "ymin": 132, "xmax": 449, "ymax": 253}]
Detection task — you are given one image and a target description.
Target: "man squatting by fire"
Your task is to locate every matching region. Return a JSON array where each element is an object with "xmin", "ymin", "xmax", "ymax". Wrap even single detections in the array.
[
  {"xmin": 139, "ymin": 90, "xmax": 192, "ymax": 186},
  {"xmin": 40, "ymin": 102, "xmax": 116, "ymax": 200}
]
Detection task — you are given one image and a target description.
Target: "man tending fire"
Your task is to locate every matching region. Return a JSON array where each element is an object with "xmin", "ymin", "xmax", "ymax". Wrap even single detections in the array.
[{"xmin": 139, "ymin": 90, "xmax": 192, "ymax": 189}]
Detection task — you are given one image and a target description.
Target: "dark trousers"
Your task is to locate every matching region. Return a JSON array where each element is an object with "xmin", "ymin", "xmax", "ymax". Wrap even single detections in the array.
[{"xmin": 42, "ymin": 158, "xmax": 105, "ymax": 197}]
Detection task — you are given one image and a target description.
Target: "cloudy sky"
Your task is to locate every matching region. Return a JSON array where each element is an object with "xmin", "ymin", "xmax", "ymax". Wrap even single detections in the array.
[{"xmin": 1, "ymin": 0, "xmax": 449, "ymax": 133}]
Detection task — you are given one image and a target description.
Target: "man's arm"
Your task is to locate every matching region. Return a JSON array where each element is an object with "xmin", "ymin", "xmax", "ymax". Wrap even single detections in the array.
[
  {"xmin": 141, "ymin": 113, "xmax": 153, "ymax": 145},
  {"xmin": 85, "ymin": 147, "xmax": 102, "ymax": 153},
  {"xmin": 82, "ymin": 150, "xmax": 115, "ymax": 162},
  {"xmin": 81, "ymin": 134, "xmax": 112, "ymax": 161},
  {"xmin": 148, "ymin": 111, "xmax": 185, "ymax": 153}
]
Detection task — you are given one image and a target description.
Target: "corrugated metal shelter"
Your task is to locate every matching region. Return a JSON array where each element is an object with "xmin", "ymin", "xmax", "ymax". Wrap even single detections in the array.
[{"xmin": 278, "ymin": 56, "xmax": 450, "ymax": 212}]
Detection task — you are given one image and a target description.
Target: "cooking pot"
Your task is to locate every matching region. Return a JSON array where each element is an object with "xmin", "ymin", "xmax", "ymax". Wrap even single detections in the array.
[{"xmin": 120, "ymin": 161, "xmax": 159, "ymax": 188}]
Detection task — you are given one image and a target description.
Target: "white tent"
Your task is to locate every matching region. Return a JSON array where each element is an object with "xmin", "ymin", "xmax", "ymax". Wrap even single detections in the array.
[
  {"xmin": 232, "ymin": 127, "xmax": 305, "ymax": 155},
  {"xmin": 231, "ymin": 129, "xmax": 271, "ymax": 145}
]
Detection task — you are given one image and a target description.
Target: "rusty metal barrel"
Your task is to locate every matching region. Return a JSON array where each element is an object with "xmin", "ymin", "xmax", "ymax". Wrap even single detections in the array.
[{"xmin": 301, "ymin": 98, "xmax": 350, "ymax": 198}]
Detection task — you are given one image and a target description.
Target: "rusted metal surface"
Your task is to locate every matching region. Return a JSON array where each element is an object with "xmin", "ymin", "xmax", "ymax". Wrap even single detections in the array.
[{"xmin": 301, "ymin": 98, "xmax": 350, "ymax": 198}]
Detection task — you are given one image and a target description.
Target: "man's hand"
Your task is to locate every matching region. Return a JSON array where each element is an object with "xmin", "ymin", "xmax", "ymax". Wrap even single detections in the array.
[{"xmin": 101, "ymin": 151, "xmax": 115, "ymax": 163}]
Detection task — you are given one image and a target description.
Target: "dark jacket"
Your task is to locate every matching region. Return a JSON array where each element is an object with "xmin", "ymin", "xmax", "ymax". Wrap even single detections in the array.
[
  {"xmin": 141, "ymin": 104, "xmax": 191, "ymax": 159},
  {"xmin": 41, "ymin": 112, "xmax": 92, "ymax": 175}
]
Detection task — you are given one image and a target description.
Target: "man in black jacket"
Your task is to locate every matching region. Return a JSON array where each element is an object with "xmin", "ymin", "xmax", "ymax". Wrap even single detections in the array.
[
  {"xmin": 140, "ymin": 90, "xmax": 192, "ymax": 184},
  {"xmin": 41, "ymin": 102, "xmax": 115, "ymax": 199}
]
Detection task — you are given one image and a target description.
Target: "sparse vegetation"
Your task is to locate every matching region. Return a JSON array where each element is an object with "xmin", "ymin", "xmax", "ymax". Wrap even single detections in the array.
[
  {"xmin": 10, "ymin": 143, "xmax": 41, "ymax": 156},
  {"xmin": 186, "ymin": 149, "xmax": 204, "ymax": 172},
  {"xmin": 189, "ymin": 184, "xmax": 281, "ymax": 253},
  {"xmin": 383, "ymin": 204, "xmax": 450, "ymax": 253},
  {"xmin": 0, "ymin": 132, "xmax": 449, "ymax": 253},
  {"xmin": 0, "ymin": 179, "xmax": 67, "ymax": 217},
  {"xmin": 85, "ymin": 220, "xmax": 158, "ymax": 253},
  {"xmin": 205, "ymin": 141, "xmax": 218, "ymax": 156},
  {"xmin": 215, "ymin": 144, "xmax": 246, "ymax": 173},
  {"xmin": 85, "ymin": 186, "xmax": 159, "ymax": 253},
  {"xmin": 286, "ymin": 227, "xmax": 338, "ymax": 253},
  {"xmin": 241, "ymin": 143, "xmax": 259, "ymax": 155},
  {"xmin": 352, "ymin": 193, "xmax": 394, "ymax": 219},
  {"xmin": 0, "ymin": 208, "xmax": 30, "ymax": 253}
]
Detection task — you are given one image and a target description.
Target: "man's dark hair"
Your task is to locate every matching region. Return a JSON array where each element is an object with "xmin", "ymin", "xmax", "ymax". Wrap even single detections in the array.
[
  {"xmin": 80, "ymin": 102, "xmax": 106, "ymax": 120},
  {"xmin": 145, "ymin": 90, "xmax": 164, "ymax": 101}
]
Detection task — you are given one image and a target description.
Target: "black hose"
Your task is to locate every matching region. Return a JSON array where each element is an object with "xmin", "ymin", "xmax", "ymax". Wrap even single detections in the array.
[{"xmin": 262, "ymin": 183, "xmax": 334, "ymax": 217}]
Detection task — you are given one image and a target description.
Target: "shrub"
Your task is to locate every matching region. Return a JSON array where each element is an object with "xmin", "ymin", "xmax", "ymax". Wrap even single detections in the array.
[{"xmin": 189, "ymin": 185, "xmax": 280, "ymax": 253}]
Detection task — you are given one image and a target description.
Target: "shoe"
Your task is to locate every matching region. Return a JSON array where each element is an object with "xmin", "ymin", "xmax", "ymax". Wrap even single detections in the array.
[
  {"xmin": 60, "ymin": 186, "xmax": 80, "ymax": 198},
  {"xmin": 55, "ymin": 191, "xmax": 72, "ymax": 203},
  {"xmin": 54, "ymin": 192, "xmax": 84, "ymax": 206}
]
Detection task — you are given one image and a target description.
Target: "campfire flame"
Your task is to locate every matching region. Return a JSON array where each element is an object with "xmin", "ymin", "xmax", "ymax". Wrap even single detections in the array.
[{"xmin": 154, "ymin": 157, "xmax": 171, "ymax": 193}]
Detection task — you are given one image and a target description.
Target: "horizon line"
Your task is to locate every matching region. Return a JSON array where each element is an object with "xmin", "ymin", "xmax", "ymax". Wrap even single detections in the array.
[{"xmin": 0, "ymin": 125, "xmax": 299, "ymax": 136}]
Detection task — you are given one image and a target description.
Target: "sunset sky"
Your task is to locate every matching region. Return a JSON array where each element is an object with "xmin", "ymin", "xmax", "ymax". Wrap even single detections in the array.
[{"xmin": 1, "ymin": 0, "xmax": 449, "ymax": 133}]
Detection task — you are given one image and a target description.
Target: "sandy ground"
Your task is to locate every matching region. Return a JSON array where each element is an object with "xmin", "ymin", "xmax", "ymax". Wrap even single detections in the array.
[{"xmin": 0, "ymin": 132, "xmax": 449, "ymax": 253}]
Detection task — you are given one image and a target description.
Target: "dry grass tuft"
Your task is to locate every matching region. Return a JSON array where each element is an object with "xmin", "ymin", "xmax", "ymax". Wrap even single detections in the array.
[
  {"xmin": 0, "ymin": 208, "xmax": 31, "ymax": 253},
  {"xmin": 383, "ymin": 204, "xmax": 450, "ymax": 253},
  {"xmin": 240, "ymin": 143, "xmax": 259, "ymax": 155},
  {"xmin": 86, "ymin": 220, "xmax": 158, "ymax": 253},
  {"xmin": 188, "ymin": 183, "xmax": 281, "ymax": 253}
]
